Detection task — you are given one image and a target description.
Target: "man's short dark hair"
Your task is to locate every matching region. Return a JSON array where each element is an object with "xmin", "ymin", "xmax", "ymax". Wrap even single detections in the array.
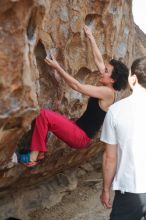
[
  {"xmin": 109, "ymin": 59, "xmax": 129, "ymax": 91},
  {"xmin": 131, "ymin": 56, "xmax": 146, "ymax": 88}
]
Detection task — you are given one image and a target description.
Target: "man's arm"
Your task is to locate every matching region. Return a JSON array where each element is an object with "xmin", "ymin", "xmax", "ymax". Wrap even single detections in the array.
[
  {"xmin": 100, "ymin": 143, "xmax": 117, "ymax": 208},
  {"xmin": 84, "ymin": 25, "xmax": 105, "ymax": 73}
]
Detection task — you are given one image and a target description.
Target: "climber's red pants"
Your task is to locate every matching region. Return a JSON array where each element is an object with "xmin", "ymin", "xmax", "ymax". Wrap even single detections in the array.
[{"xmin": 30, "ymin": 109, "xmax": 91, "ymax": 152}]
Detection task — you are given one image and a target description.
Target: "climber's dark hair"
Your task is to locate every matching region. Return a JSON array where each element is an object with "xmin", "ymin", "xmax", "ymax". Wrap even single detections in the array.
[
  {"xmin": 109, "ymin": 59, "xmax": 129, "ymax": 91},
  {"xmin": 5, "ymin": 218, "xmax": 22, "ymax": 220}
]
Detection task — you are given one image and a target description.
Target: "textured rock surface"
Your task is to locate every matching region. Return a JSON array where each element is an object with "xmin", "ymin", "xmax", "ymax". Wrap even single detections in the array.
[
  {"xmin": 134, "ymin": 24, "xmax": 146, "ymax": 58},
  {"xmin": 0, "ymin": 0, "xmax": 146, "ymax": 217},
  {"xmin": 0, "ymin": 153, "xmax": 105, "ymax": 220},
  {"xmin": 0, "ymin": 0, "xmax": 134, "ymax": 186}
]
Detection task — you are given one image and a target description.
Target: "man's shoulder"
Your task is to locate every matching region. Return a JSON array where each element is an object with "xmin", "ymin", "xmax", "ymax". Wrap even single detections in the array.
[{"xmin": 109, "ymin": 95, "xmax": 131, "ymax": 113}]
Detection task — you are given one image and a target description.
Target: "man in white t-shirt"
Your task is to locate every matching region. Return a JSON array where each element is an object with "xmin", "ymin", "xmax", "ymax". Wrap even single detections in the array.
[{"xmin": 100, "ymin": 56, "xmax": 146, "ymax": 220}]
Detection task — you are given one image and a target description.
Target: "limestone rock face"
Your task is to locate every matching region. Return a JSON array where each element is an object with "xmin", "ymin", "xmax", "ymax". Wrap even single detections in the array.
[
  {"xmin": 134, "ymin": 24, "xmax": 146, "ymax": 58},
  {"xmin": 0, "ymin": 0, "xmax": 140, "ymax": 195}
]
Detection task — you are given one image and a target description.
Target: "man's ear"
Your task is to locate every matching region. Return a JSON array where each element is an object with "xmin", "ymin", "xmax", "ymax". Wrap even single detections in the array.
[{"xmin": 131, "ymin": 74, "xmax": 138, "ymax": 85}]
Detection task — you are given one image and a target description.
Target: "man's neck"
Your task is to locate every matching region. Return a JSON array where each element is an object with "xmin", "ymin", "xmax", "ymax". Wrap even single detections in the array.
[{"xmin": 132, "ymin": 83, "xmax": 146, "ymax": 91}]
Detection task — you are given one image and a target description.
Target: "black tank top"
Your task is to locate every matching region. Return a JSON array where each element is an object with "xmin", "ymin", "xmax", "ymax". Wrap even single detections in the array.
[{"xmin": 76, "ymin": 97, "xmax": 106, "ymax": 138}]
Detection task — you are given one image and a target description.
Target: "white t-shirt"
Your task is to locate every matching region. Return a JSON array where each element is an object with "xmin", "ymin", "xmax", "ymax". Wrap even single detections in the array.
[{"xmin": 100, "ymin": 85, "xmax": 146, "ymax": 193}]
